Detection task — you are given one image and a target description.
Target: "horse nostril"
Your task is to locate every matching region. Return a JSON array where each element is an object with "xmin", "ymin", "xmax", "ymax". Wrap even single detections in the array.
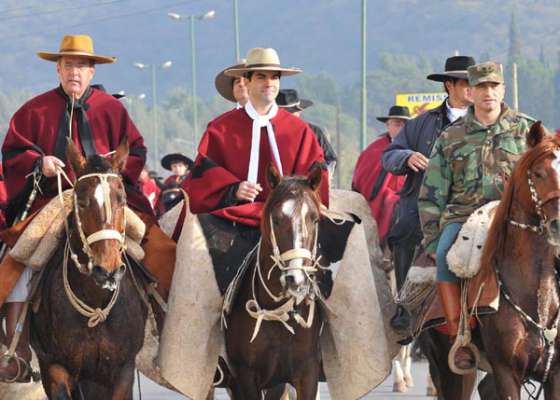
[
  {"xmin": 92, "ymin": 265, "xmax": 109, "ymax": 280},
  {"xmin": 285, "ymin": 275, "xmax": 296, "ymax": 286},
  {"xmin": 550, "ymin": 220, "xmax": 560, "ymax": 234}
]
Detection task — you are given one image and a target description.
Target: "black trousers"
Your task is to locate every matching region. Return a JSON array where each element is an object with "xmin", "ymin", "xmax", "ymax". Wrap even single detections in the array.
[{"xmin": 390, "ymin": 226, "xmax": 423, "ymax": 292}]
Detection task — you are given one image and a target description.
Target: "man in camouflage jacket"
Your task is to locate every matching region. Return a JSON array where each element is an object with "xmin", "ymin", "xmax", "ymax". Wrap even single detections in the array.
[{"xmin": 418, "ymin": 61, "xmax": 535, "ymax": 372}]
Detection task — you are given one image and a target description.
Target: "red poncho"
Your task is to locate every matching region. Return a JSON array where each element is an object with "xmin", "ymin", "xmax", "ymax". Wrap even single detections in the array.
[
  {"xmin": 352, "ymin": 134, "xmax": 405, "ymax": 242},
  {"xmin": 184, "ymin": 107, "xmax": 329, "ymax": 226},
  {"xmin": 2, "ymin": 86, "xmax": 152, "ymax": 220}
]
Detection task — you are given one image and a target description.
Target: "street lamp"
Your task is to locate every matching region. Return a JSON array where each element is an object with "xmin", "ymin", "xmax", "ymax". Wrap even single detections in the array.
[
  {"xmin": 134, "ymin": 60, "xmax": 173, "ymax": 170},
  {"xmin": 167, "ymin": 9, "xmax": 216, "ymax": 144}
]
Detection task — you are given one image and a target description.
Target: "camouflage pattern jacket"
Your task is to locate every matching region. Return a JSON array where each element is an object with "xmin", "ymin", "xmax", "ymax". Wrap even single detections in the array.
[{"xmin": 419, "ymin": 103, "xmax": 535, "ymax": 253}]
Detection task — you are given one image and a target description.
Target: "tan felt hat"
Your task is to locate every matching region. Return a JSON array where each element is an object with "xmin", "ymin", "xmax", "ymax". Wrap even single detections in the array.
[
  {"xmin": 37, "ymin": 34, "xmax": 116, "ymax": 64},
  {"xmin": 224, "ymin": 48, "xmax": 301, "ymax": 78}
]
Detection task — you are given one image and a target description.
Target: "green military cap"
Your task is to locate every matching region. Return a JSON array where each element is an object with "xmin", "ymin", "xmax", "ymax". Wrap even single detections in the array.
[{"xmin": 467, "ymin": 62, "xmax": 504, "ymax": 86}]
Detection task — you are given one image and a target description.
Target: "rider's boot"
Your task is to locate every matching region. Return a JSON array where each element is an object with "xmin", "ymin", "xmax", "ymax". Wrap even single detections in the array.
[
  {"xmin": 436, "ymin": 281, "xmax": 475, "ymax": 372},
  {"xmin": 0, "ymin": 302, "xmax": 32, "ymax": 382}
]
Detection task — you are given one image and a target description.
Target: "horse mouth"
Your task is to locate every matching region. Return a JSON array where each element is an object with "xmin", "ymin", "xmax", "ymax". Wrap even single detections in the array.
[
  {"xmin": 92, "ymin": 264, "xmax": 125, "ymax": 291},
  {"xmin": 285, "ymin": 284, "xmax": 313, "ymax": 305}
]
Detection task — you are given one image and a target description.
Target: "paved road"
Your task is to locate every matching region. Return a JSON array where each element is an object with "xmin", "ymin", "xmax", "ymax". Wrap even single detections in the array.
[{"xmin": 133, "ymin": 361, "xmax": 541, "ymax": 399}]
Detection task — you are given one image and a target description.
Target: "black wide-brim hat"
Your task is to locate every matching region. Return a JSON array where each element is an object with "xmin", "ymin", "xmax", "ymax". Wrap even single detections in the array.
[
  {"xmin": 427, "ymin": 56, "xmax": 476, "ymax": 82},
  {"xmin": 161, "ymin": 153, "xmax": 194, "ymax": 171},
  {"xmin": 376, "ymin": 105, "xmax": 411, "ymax": 122},
  {"xmin": 276, "ymin": 89, "xmax": 313, "ymax": 113}
]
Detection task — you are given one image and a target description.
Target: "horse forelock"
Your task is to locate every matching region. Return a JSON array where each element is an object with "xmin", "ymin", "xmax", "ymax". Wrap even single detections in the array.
[
  {"xmin": 482, "ymin": 136, "xmax": 560, "ymax": 270},
  {"xmin": 261, "ymin": 176, "xmax": 321, "ymax": 244},
  {"xmin": 83, "ymin": 155, "xmax": 114, "ymax": 175}
]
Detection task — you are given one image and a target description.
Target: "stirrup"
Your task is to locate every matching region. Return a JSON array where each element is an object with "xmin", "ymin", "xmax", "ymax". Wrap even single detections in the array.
[
  {"xmin": 0, "ymin": 353, "xmax": 35, "ymax": 383},
  {"xmin": 448, "ymin": 336, "xmax": 480, "ymax": 375}
]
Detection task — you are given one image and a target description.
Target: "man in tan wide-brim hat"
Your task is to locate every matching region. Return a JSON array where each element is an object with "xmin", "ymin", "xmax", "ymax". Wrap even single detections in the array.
[
  {"xmin": 214, "ymin": 59, "xmax": 249, "ymax": 108},
  {"xmin": 186, "ymin": 45, "xmax": 327, "ymax": 225},
  {"xmin": 0, "ymin": 34, "xmax": 176, "ymax": 383}
]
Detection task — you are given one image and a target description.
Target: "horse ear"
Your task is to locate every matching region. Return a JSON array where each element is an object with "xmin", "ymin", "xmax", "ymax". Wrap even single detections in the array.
[
  {"xmin": 267, "ymin": 163, "xmax": 281, "ymax": 189},
  {"xmin": 307, "ymin": 167, "xmax": 323, "ymax": 192},
  {"xmin": 526, "ymin": 121, "xmax": 545, "ymax": 148},
  {"xmin": 111, "ymin": 136, "xmax": 129, "ymax": 173},
  {"xmin": 66, "ymin": 139, "xmax": 86, "ymax": 177}
]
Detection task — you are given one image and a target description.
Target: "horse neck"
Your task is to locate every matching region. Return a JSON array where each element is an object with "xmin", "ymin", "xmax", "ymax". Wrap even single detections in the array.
[{"xmin": 501, "ymin": 204, "xmax": 559, "ymax": 320}]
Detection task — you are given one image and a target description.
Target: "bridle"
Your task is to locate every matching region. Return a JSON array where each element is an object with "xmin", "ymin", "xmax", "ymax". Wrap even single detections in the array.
[
  {"xmin": 57, "ymin": 168, "xmax": 127, "ymax": 327},
  {"xmin": 70, "ymin": 172, "xmax": 127, "ymax": 272},
  {"xmin": 508, "ymin": 168, "xmax": 560, "ymax": 235},
  {"xmin": 245, "ymin": 209, "xmax": 327, "ymax": 342}
]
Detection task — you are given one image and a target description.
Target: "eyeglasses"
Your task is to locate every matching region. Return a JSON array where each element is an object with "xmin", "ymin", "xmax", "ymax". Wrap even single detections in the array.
[{"xmin": 61, "ymin": 61, "xmax": 93, "ymax": 71}]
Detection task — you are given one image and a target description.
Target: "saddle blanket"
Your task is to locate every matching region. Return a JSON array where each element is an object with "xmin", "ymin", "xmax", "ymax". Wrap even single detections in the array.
[{"xmin": 158, "ymin": 190, "xmax": 401, "ymax": 400}]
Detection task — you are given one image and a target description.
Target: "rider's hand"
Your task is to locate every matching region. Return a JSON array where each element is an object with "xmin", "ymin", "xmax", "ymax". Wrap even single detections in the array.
[
  {"xmin": 42, "ymin": 156, "xmax": 65, "ymax": 178},
  {"xmin": 406, "ymin": 152, "xmax": 429, "ymax": 172},
  {"xmin": 236, "ymin": 181, "xmax": 262, "ymax": 202}
]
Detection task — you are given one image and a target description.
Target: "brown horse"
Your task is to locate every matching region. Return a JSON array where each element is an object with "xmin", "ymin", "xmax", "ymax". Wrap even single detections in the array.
[
  {"xmin": 422, "ymin": 122, "xmax": 560, "ymax": 399},
  {"xmin": 477, "ymin": 122, "xmax": 560, "ymax": 399},
  {"xmin": 31, "ymin": 139, "xmax": 148, "ymax": 399},
  {"xmin": 225, "ymin": 166, "xmax": 325, "ymax": 399}
]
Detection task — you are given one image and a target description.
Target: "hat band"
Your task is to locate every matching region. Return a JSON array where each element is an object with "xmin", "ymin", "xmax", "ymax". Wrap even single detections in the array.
[
  {"xmin": 280, "ymin": 101, "xmax": 301, "ymax": 108},
  {"xmin": 246, "ymin": 63, "xmax": 282, "ymax": 68},
  {"xmin": 60, "ymin": 48, "xmax": 94, "ymax": 53},
  {"xmin": 387, "ymin": 114, "xmax": 409, "ymax": 118},
  {"xmin": 443, "ymin": 69, "xmax": 468, "ymax": 73}
]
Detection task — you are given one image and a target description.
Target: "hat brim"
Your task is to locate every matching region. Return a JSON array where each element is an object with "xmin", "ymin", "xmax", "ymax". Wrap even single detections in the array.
[
  {"xmin": 376, "ymin": 115, "xmax": 411, "ymax": 122},
  {"xmin": 470, "ymin": 77, "xmax": 504, "ymax": 86},
  {"xmin": 225, "ymin": 66, "xmax": 302, "ymax": 78},
  {"xmin": 426, "ymin": 71, "xmax": 469, "ymax": 82},
  {"xmin": 281, "ymin": 99, "xmax": 314, "ymax": 113},
  {"xmin": 161, "ymin": 154, "xmax": 194, "ymax": 171},
  {"xmin": 37, "ymin": 51, "xmax": 116, "ymax": 64},
  {"xmin": 215, "ymin": 70, "xmax": 236, "ymax": 102}
]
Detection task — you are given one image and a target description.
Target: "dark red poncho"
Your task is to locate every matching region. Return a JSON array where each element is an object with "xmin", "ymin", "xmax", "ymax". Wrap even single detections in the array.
[
  {"xmin": 184, "ymin": 107, "xmax": 329, "ymax": 226},
  {"xmin": 2, "ymin": 86, "xmax": 152, "ymax": 221},
  {"xmin": 352, "ymin": 134, "xmax": 405, "ymax": 242}
]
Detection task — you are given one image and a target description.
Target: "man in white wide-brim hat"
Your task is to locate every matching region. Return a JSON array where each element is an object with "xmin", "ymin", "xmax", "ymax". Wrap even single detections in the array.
[
  {"xmin": 185, "ymin": 47, "xmax": 328, "ymax": 226},
  {"xmin": 0, "ymin": 34, "xmax": 176, "ymax": 382}
]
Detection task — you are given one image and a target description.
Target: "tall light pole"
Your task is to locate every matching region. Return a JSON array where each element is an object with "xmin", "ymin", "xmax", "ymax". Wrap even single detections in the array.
[
  {"xmin": 133, "ymin": 60, "xmax": 172, "ymax": 170},
  {"xmin": 233, "ymin": 0, "xmax": 240, "ymax": 61},
  {"xmin": 360, "ymin": 0, "xmax": 367, "ymax": 151},
  {"xmin": 168, "ymin": 10, "xmax": 216, "ymax": 144}
]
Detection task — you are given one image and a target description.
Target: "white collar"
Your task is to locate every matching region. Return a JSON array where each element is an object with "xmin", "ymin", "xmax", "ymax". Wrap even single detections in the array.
[
  {"xmin": 446, "ymin": 100, "xmax": 468, "ymax": 123},
  {"xmin": 244, "ymin": 101, "xmax": 282, "ymax": 183}
]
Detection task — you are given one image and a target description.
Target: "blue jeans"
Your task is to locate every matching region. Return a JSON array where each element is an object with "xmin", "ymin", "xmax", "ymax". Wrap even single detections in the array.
[{"xmin": 436, "ymin": 222, "xmax": 463, "ymax": 283}]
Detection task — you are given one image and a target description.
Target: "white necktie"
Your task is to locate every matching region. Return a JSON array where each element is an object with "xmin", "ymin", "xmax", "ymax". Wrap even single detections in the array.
[{"xmin": 244, "ymin": 101, "xmax": 283, "ymax": 183}]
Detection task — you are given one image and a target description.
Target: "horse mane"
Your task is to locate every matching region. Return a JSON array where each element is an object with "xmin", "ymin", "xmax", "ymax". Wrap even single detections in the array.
[
  {"xmin": 481, "ymin": 136, "xmax": 560, "ymax": 270},
  {"xmin": 260, "ymin": 176, "xmax": 321, "ymax": 242}
]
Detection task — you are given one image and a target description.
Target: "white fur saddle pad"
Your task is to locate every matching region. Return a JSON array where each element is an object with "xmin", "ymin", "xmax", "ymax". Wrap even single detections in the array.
[
  {"xmin": 447, "ymin": 201, "xmax": 499, "ymax": 279},
  {"xmin": 9, "ymin": 190, "xmax": 146, "ymax": 270}
]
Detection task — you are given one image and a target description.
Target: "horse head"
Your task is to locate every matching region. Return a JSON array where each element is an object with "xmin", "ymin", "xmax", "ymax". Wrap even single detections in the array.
[
  {"xmin": 514, "ymin": 121, "xmax": 560, "ymax": 246},
  {"xmin": 66, "ymin": 137, "xmax": 129, "ymax": 290},
  {"xmin": 261, "ymin": 164, "xmax": 323, "ymax": 304}
]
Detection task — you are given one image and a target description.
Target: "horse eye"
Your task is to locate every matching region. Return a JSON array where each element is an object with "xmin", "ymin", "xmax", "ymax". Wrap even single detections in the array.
[{"xmin": 533, "ymin": 170, "xmax": 545, "ymax": 179}]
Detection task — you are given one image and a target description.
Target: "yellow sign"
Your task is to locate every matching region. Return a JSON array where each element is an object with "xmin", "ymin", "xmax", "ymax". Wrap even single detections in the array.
[{"xmin": 396, "ymin": 92, "xmax": 447, "ymax": 117}]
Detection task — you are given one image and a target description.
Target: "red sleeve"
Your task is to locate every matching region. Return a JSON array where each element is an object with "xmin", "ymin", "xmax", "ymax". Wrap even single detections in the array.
[
  {"xmin": 119, "ymin": 106, "xmax": 146, "ymax": 186},
  {"xmin": 184, "ymin": 125, "xmax": 242, "ymax": 213},
  {"xmin": 2, "ymin": 105, "xmax": 44, "ymax": 202}
]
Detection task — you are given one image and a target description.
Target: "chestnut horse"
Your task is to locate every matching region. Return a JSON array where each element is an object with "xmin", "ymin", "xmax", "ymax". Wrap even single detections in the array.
[
  {"xmin": 422, "ymin": 122, "xmax": 560, "ymax": 399},
  {"xmin": 225, "ymin": 166, "xmax": 326, "ymax": 399},
  {"xmin": 31, "ymin": 139, "xmax": 148, "ymax": 399}
]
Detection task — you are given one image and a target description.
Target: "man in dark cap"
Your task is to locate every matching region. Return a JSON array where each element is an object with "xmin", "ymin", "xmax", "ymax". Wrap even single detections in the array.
[
  {"xmin": 352, "ymin": 105, "xmax": 410, "ymax": 245},
  {"xmin": 382, "ymin": 56, "xmax": 475, "ymax": 330},
  {"xmin": 276, "ymin": 89, "xmax": 338, "ymax": 173}
]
